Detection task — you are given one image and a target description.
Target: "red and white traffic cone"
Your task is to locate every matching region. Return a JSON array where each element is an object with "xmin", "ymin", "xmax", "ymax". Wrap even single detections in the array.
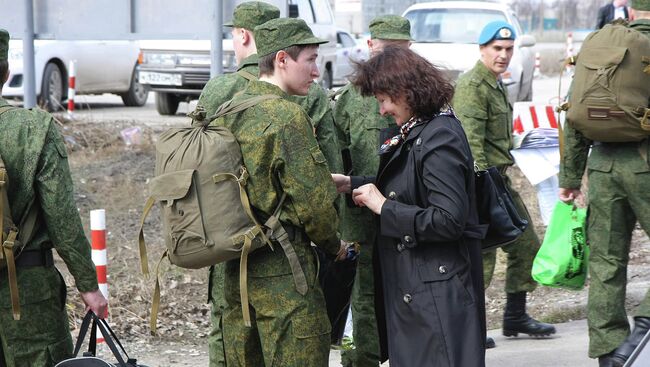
[
  {"xmin": 67, "ymin": 60, "xmax": 76, "ymax": 117},
  {"xmin": 91, "ymin": 209, "xmax": 108, "ymax": 343},
  {"xmin": 534, "ymin": 52, "xmax": 541, "ymax": 78}
]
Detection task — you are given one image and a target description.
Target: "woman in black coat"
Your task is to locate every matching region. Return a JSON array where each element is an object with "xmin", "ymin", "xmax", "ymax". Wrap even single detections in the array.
[{"xmin": 332, "ymin": 46, "xmax": 486, "ymax": 367}]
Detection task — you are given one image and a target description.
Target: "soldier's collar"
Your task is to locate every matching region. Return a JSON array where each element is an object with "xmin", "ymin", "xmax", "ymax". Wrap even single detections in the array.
[
  {"xmin": 238, "ymin": 53, "xmax": 260, "ymax": 71},
  {"xmin": 475, "ymin": 60, "xmax": 499, "ymax": 89}
]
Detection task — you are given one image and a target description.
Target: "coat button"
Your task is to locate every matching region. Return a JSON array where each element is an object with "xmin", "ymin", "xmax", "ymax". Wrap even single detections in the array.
[
  {"xmin": 438, "ymin": 265, "xmax": 448, "ymax": 274},
  {"xmin": 404, "ymin": 235, "xmax": 413, "ymax": 244},
  {"xmin": 388, "ymin": 191, "xmax": 396, "ymax": 199},
  {"xmin": 396, "ymin": 243, "xmax": 405, "ymax": 252},
  {"xmin": 403, "ymin": 294, "xmax": 412, "ymax": 304}
]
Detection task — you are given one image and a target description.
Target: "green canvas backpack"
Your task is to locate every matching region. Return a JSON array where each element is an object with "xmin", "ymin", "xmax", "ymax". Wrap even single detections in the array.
[
  {"xmin": 0, "ymin": 105, "xmax": 40, "ymax": 321},
  {"xmin": 566, "ymin": 22, "xmax": 650, "ymax": 142},
  {"xmin": 138, "ymin": 95, "xmax": 309, "ymax": 331}
]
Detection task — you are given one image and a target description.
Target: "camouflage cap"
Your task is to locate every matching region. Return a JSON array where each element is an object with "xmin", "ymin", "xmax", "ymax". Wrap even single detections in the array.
[
  {"xmin": 631, "ymin": 0, "xmax": 650, "ymax": 11},
  {"xmin": 0, "ymin": 29, "xmax": 9, "ymax": 62},
  {"xmin": 369, "ymin": 15, "xmax": 412, "ymax": 41},
  {"xmin": 254, "ymin": 18, "xmax": 328, "ymax": 57},
  {"xmin": 224, "ymin": 1, "xmax": 280, "ymax": 31}
]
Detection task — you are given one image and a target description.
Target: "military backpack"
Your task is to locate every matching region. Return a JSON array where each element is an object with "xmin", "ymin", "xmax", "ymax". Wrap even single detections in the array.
[
  {"xmin": 0, "ymin": 105, "xmax": 39, "ymax": 321},
  {"xmin": 566, "ymin": 22, "xmax": 650, "ymax": 142},
  {"xmin": 138, "ymin": 94, "xmax": 309, "ymax": 331}
]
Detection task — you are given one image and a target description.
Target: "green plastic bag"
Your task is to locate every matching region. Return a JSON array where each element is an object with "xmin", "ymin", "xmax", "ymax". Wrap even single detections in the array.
[{"xmin": 532, "ymin": 201, "xmax": 588, "ymax": 290}]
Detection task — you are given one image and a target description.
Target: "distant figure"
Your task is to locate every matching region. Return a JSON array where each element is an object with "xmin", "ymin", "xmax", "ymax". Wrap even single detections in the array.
[{"xmin": 596, "ymin": 0, "xmax": 630, "ymax": 29}]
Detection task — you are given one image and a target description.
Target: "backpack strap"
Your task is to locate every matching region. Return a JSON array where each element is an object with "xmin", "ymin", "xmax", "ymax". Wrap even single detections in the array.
[
  {"xmin": 262, "ymin": 193, "xmax": 308, "ymax": 296},
  {"xmin": 206, "ymin": 94, "xmax": 280, "ymax": 122},
  {"xmin": 0, "ymin": 111, "xmax": 38, "ymax": 320},
  {"xmin": 237, "ymin": 69, "xmax": 257, "ymax": 82}
]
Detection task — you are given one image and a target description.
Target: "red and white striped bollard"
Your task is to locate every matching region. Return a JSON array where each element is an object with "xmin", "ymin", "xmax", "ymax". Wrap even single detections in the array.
[
  {"xmin": 91, "ymin": 209, "xmax": 108, "ymax": 343},
  {"xmin": 565, "ymin": 32, "xmax": 574, "ymax": 75},
  {"xmin": 534, "ymin": 52, "xmax": 541, "ymax": 78},
  {"xmin": 67, "ymin": 60, "xmax": 76, "ymax": 116}
]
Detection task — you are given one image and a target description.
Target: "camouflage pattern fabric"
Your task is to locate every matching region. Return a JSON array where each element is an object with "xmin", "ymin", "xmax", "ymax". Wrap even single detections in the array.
[
  {"xmin": 254, "ymin": 18, "xmax": 327, "ymax": 58},
  {"xmin": 368, "ymin": 15, "xmax": 411, "ymax": 41},
  {"xmin": 211, "ymin": 79, "xmax": 339, "ymax": 365},
  {"xmin": 631, "ymin": 0, "xmax": 650, "ymax": 11},
  {"xmin": 197, "ymin": 54, "xmax": 260, "ymax": 117},
  {"xmin": 332, "ymin": 84, "xmax": 394, "ymax": 366},
  {"xmin": 198, "ymin": 55, "xmax": 341, "ymax": 367},
  {"xmin": 224, "ymin": 1, "xmax": 280, "ymax": 30},
  {"xmin": 453, "ymin": 61, "xmax": 541, "ymax": 293},
  {"xmin": 289, "ymin": 83, "xmax": 343, "ymax": 173},
  {"xmin": 559, "ymin": 19, "xmax": 650, "ymax": 359},
  {"xmin": 0, "ymin": 99, "xmax": 98, "ymax": 366}
]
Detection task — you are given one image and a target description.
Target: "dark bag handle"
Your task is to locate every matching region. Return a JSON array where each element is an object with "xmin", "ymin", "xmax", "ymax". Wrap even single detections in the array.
[{"xmin": 73, "ymin": 311, "xmax": 138, "ymax": 367}]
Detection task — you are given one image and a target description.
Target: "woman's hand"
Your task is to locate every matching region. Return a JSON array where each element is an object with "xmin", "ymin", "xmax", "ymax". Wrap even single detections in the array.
[
  {"xmin": 352, "ymin": 184, "xmax": 386, "ymax": 215},
  {"xmin": 331, "ymin": 173, "xmax": 351, "ymax": 193}
]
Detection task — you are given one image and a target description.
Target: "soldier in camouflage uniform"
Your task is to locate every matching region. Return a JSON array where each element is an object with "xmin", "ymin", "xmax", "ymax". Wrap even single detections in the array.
[
  {"xmin": 198, "ymin": 4, "xmax": 342, "ymax": 365},
  {"xmin": 0, "ymin": 29, "xmax": 108, "ymax": 367},
  {"xmin": 332, "ymin": 15, "xmax": 410, "ymax": 367},
  {"xmin": 195, "ymin": 3, "xmax": 279, "ymax": 366},
  {"xmin": 452, "ymin": 21, "xmax": 555, "ymax": 348},
  {"xmin": 559, "ymin": 2, "xmax": 650, "ymax": 365},
  {"xmin": 210, "ymin": 18, "xmax": 339, "ymax": 366}
]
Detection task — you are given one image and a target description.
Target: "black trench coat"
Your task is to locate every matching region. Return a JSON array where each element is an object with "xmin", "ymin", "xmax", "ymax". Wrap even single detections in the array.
[{"xmin": 351, "ymin": 114, "xmax": 486, "ymax": 367}]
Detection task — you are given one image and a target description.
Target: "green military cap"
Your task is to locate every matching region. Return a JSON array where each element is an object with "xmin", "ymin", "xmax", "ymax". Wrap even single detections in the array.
[
  {"xmin": 369, "ymin": 15, "xmax": 412, "ymax": 41},
  {"xmin": 0, "ymin": 29, "xmax": 9, "ymax": 62},
  {"xmin": 224, "ymin": 1, "xmax": 280, "ymax": 31},
  {"xmin": 631, "ymin": 0, "xmax": 650, "ymax": 11},
  {"xmin": 254, "ymin": 18, "xmax": 328, "ymax": 57}
]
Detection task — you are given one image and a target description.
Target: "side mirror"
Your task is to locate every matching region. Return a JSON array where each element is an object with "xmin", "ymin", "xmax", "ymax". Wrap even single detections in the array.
[
  {"xmin": 288, "ymin": 4, "xmax": 299, "ymax": 18},
  {"xmin": 519, "ymin": 34, "xmax": 536, "ymax": 48}
]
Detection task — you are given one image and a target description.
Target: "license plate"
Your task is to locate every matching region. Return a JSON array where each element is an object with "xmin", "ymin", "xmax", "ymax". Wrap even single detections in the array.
[{"xmin": 138, "ymin": 71, "xmax": 182, "ymax": 86}]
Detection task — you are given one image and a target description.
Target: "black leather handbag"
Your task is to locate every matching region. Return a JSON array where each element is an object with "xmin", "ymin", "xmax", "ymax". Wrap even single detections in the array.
[
  {"xmin": 475, "ymin": 166, "xmax": 529, "ymax": 251},
  {"xmin": 55, "ymin": 311, "xmax": 146, "ymax": 367}
]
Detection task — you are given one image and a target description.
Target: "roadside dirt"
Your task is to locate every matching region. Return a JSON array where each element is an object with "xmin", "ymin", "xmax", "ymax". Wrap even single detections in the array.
[{"xmin": 53, "ymin": 117, "xmax": 650, "ymax": 366}]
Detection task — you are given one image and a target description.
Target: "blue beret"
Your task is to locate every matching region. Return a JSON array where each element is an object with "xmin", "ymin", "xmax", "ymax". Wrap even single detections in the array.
[{"xmin": 478, "ymin": 21, "xmax": 517, "ymax": 45}]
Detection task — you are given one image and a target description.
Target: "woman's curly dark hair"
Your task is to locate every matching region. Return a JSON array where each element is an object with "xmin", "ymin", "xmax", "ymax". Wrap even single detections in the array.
[{"xmin": 351, "ymin": 45, "xmax": 454, "ymax": 119}]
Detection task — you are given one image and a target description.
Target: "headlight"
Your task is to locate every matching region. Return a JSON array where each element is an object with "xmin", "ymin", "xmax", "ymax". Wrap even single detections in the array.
[
  {"xmin": 8, "ymin": 48, "xmax": 22, "ymax": 61},
  {"xmin": 177, "ymin": 53, "xmax": 211, "ymax": 66},
  {"xmin": 143, "ymin": 52, "xmax": 176, "ymax": 66}
]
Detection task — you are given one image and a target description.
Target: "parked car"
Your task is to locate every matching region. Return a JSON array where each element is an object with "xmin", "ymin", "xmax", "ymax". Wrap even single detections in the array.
[
  {"xmin": 138, "ymin": 0, "xmax": 338, "ymax": 115},
  {"xmin": 403, "ymin": 1, "xmax": 536, "ymax": 103},
  {"xmin": 333, "ymin": 29, "xmax": 368, "ymax": 86},
  {"xmin": 3, "ymin": 40, "xmax": 148, "ymax": 111}
]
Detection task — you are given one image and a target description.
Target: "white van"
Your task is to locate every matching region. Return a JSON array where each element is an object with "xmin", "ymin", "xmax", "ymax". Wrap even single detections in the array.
[{"xmin": 138, "ymin": 0, "xmax": 337, "ymax": 115}]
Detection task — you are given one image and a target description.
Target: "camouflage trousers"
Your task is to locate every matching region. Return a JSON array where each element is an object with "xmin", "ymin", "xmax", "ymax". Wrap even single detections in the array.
[
  {"xmin": 341, "ymin": 241, "xmax": 380, "ymax": 367},
  {"xmin": 0, "ymin": 266, "xmax": 73, "ymax": 367},
  {"xmin": 223, "ymin": 238, "xmax": 331, "ymax": 367},
  {"xmin": 586, "ymin": 144, "xmax": 650, "ymax": 358},
  {"xmin": 483, "ymin": 175, "xmax": 541, "ymax": 293},
  {"xmin": 208, "ymin": 263, "xmax": 227, "ymax": 367}
]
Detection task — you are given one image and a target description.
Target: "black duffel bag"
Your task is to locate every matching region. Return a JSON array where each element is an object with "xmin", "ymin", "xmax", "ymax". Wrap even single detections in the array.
[
  {"xmin": 55, "ymin": 311, "xmax": 147, "ymax": 367},
  {"xmin": 475, "ymin": 166, "xmax": 529, "ymax": 251}
]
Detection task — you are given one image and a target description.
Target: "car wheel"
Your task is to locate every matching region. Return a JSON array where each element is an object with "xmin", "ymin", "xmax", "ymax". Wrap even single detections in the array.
[
  {"xmin": 155, "ymin": 92, "xmax": 181, "ymax": 115},
  {"xmin": 121, "ymin": 67, "xmax": 149, "ymax": 107},
  {"xmin": 39, "ymin": 62, "xmax": 64, "ymax": 112},
  {"xmin": 319, "ymin": 67, "xmax": 333, "ymax": 90}
]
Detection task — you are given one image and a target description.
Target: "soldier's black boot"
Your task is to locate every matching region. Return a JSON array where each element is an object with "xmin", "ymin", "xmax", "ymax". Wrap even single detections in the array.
[
  {"xmin": 610, "ymin": 316, "xmax": 650, "ymax": 367},
  {"xmin": 502, "ymin": 292, "xmax": 556, "ymax": 337}
]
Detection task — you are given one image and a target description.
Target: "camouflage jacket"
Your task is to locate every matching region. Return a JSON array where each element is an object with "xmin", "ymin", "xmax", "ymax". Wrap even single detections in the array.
[
  {"xmin": 559, "ymin": 19, "xmax": 650, "ymax": 188},
  {"xmin": 453, "ymin": 60, "xmax": 514, "ymax": 171},
  {"xmin": 197, "ymin": 54, "xmax": 342, "ymax": 173},
  {"xmin": 210, "ymin": 81, "xmax": 340, "ymax": 253},
  {"xmin": 333, "ymin": 84, "xmax": 395, "ymax": 243},
  {"xmin": 197, "ymin": 54, "xmax": 260, "ymax": 117},
  {"xmin": 0, "ymin": 99, "xmax": 98, "ymax": 293}
]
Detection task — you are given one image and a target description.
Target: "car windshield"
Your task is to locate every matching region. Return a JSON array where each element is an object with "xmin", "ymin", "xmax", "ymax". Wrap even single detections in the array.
[{"xmin": 405, "ymin": 8, "xmax": 507, "ymax": 44}]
